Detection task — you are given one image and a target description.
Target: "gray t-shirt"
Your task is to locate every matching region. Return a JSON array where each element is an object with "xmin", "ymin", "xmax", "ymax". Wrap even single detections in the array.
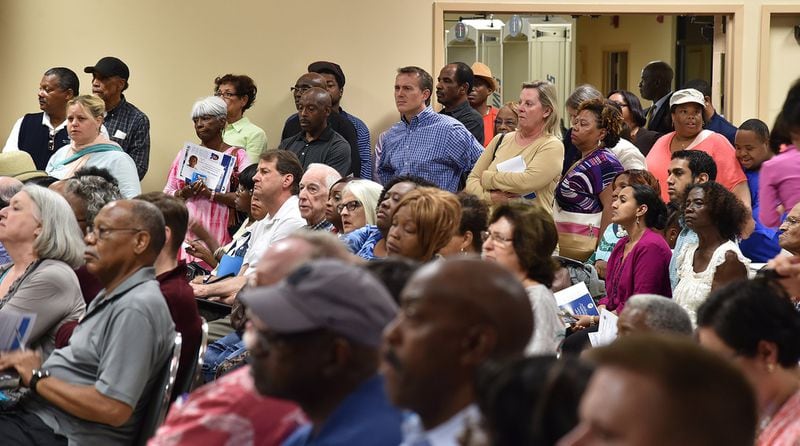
[{"xmin": 24, "ymin": 267, "xmax": 176, "ymax": 445}]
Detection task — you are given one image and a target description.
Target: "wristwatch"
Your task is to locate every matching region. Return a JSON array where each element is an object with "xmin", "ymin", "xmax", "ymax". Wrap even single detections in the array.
[{"xmin": 29, "ymin": 368, "xmax": 51, "ymax": 393}]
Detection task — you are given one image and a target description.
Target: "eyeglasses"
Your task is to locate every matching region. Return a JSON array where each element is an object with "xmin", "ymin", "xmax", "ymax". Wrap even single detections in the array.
[
  {"xmin": 48, "ymin": 131, "xmax": 56, "ymax": 152},
  {"xmin": 290, "ymin": 85, "xmax": 312, "ymax": 94},
  {"xmin": 85, "ymin": 225, "xmax": 144, "ymax": 240},
  {"xmin": 337, "ymin": 200, "xmax": 363, "ymax": 213},
  {"xmin": 214, "ymin": 91, "xmax": 239, "ymax": 99},
  {"xmin": 481, "ymin": 231, "xmax": 514, "ymax": 245},
  {"xmin": 611, "ymin": 101, "xmax": 629, "ymax": 108},
  {"xmin": 494, "ymin": 119, "xmax": 516, "ymax": 127}
]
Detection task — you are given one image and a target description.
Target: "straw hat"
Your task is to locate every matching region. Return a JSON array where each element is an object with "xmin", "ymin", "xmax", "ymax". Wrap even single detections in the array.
[
  {"xmin": 471, "ymin": 62, "xmax": 498, "ymax": 91},
  {"xmin": 0, "ymin": 151, "xmax": 49, "ymax": 181}
]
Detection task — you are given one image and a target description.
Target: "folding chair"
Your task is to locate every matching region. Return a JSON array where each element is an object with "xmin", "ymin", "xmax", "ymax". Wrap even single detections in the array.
[{"xmin": 133, "ymin": 332, "xmax": 182, "ymax": 446}]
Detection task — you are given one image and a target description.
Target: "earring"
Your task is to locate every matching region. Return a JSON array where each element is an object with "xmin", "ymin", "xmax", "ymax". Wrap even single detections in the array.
[
  {"xmin": 767, "ymin": 363, "xmax": 776, "ymax": 373},
  {"xmin": 597, "ymin": 139, "xmax": 603, "ymax": 148},
  {"xmin": 635, "ymin": 216, "xmax": 640, "ymax": 227}
]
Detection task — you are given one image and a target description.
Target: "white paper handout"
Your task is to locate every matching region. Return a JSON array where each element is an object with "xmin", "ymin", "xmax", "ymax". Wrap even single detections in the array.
[
  {"xmin": 0, "ymin": 309, "xmax": 37, "ymax": 351},
  {"xmin": 588, "ymin": 309, "xmax": 619, "ymax": 347},
  {"xmin": 495, "ymin": 155, "xmax": 526, "ymax": 173},
  {"xmin": 178, "ymin": 142, "xmax": 236, "ymax": 193}
]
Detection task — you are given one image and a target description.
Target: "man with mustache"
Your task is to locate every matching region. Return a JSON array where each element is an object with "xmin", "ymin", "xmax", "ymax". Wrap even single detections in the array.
[
  {"xmin": 279, "ymin": 88, "xmax": 351, "ymax": 176},
  {"xmin": 382, "ymin": 258, "xmax": 533, "ymax": 445},
  {"xmin": 3, "ymin": 67, "xmax": 79, "ymax": 170},
  {"xmin": 240, "ymin": 259, "xmax": 403, "ymax": 445},
  {"xmin": 437, "ymin": 62, "xmax": 484, "ymax": 145},
  {"xmin": 0, "ymin": 199, "xmax": 175, "ymax": 444}
]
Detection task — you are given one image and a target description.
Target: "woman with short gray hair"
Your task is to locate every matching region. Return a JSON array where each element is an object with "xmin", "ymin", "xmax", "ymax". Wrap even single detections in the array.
[
  {"xmin": 163, "ymin": 96, "xmax": 252, "ymax": 265},
  {"xmin": 0, "ymin": 185, "xmax": 86, "ymax": 357}
]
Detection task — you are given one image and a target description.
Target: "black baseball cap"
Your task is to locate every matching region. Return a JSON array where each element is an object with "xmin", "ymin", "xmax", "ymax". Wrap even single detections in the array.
[{"xmin": 84, "ymin": 57, "xmax": 130, "ymax": 80}]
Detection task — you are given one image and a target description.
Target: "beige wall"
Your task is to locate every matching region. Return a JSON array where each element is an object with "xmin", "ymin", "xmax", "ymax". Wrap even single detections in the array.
[
  {"xmin": 1, "ymin": 0, "xmax": 798, "ymax": 192},
  {"xmin": 766, "ymin": 14, "xmax": 800, "ymax": 126}
]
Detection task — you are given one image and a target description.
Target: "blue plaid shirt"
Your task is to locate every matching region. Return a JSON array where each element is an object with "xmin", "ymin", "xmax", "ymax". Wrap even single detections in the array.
[
  {"xmin": 377, "ymin": 106, "xmax": 483, "ymax": 192},
  {"xmin": 341, "ymin": 109, "xmax": 372, "ymax": 179}
]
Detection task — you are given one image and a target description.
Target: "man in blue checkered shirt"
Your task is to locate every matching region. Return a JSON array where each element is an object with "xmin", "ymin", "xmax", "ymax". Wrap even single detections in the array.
[{"xmin": 377, "ymin": 66, "xmax": 483, "ymax": 192}]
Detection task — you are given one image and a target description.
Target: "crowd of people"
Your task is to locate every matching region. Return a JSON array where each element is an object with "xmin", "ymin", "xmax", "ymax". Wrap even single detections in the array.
[{"xmin": 0, "ymin": 54, "xmax": 799, "ymax": 445}]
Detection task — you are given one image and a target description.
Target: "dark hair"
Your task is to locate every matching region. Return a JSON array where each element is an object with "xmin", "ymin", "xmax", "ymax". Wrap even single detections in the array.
[
  {"xmin": 23, "ymin": 176, "xmax": 60, "ymax": 187},
  {"xmin": 698, "ymin": 279, "xmax": 800, "ymax": 367},
  {"xmin": 73, "ymin": 166, "xmax": 119, "ymax": 186},
  {"xmin": 682, "ymin": 79, "xmax": 711, "ymax": 98},
  {"xmin": 214, "ymin": 74, "xmax": 257, "ymax": 111},
  {"xmin": 683, "ymin": 181, "xmax": 748, "ymax": 240},
  {"xmin": 608, "ymin": 90, "xmax": 646, "ymax": 128},
  {"xmin": 397, "ymin": 66, "xmax": 433, "ymax": 106},
  {"xmin": 457, "ymin": 193, "xmax": 489, "ymax": 253},
  {"xmin": 377, "ymin": 175, "xmax": 436, "ymax": 208},
  {"xmin": 44, "ymin": 67, "xmax": 79, "ymax": 96},
  {"xmin": 450, "ymin": 62, "xmax": 475, "ymax": 93},
  {"xmin": 629, "ymin": 184, "xmax": 668, "ymax": 230},
  {"xmin": 588, "ymin": 334, "xmax": 757, "ymax": 446},
  {"xmin": 612, "ymin": 169, "xmax": 661, "ymax": 197},
  {"xmin": 259, "ymin": 149, "xmax": 303, "ymax": 195},
  {"xmin": 135, "ymin": 192, "xmax": 188, "ymax": 254},
  {"xmin": 780, "ymin": 77, "xmax": 800, "ymax": 132},
  {"xmin": 738, "ymin": 118, "xmax": 778, "ymax": 155},
  {"xmin": 669, "ymin": 101, "xmax": 708, "ymax": 126},
  {"xmin": 671, "ymin": 150, "xmax": 717, "ymax": 181},
  {"xmin": 770, "ymin": 112, "xmax": 793, "ymax": 153},
  {"xmin": 364, "ymin": 258, "xmax": 421, "ymax": 305},
  {"xmin": 475, "ymin": 356, "xmax": 593, "ymax": 446},
  {"xmin": 238, "ymin": 163, "xmax": 258, "ymax": 191},
  {"xmin": 489, "ymin": 203, "xmax": 559, "ymax": 287},
  {"xmin": 576, "ymin": 98, "xmax": 623, "ymax": 148}
]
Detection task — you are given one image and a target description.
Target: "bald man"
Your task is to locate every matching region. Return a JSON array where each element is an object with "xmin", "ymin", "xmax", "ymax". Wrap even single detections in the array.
[
  {"xmin": 299, "ymin": 163, "xmax": 341, "ymax": 231},
  {"xmin": 281, "ymin": 73, "xmax": 360, "ymax": 176},
  {"xmin": 381, "ymin": 258, "xmax": 533, "ymax": 445},
  {"xmin": 278, "ymin": 88, "xmax": 351, "ymax": 176}
]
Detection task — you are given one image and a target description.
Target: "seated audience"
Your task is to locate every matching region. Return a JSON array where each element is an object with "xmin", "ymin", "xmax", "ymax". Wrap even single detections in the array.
[
  {"xmin": 589, "ymin": 169, "xmax": 661, "ymax": 279},
  {"xmin": 466, "ymin": 356, "xmax": 593, "ymax": 446},
  {"xmin": 45, "ymin": 95, "xmax": 141, "ymax": 198},
  {"xmin": 615, "ymin": 294, "xmax": 693, "ymax": 337},
  {"xmin": 213, "ymin": 74, "xmax": 267, "ymax": 163},
  {"xmin": 493, "ymin": 101, "xmax": 518, "ymax": 135},
  {"xmin": 163, "ymin": 96, "xmax": 251, "ymax": 264},
  {"xmin": 735, "ymin": 118, "xmax": 782, "ymax": 261},
  {"xmin": 363, "ymin": 257, "xmax": 421, "ymax": 303},
  {"xmin": 555, "ymin": 98, "xmax": 625, "ymax": 261},
  {"xmin": 0, "ymin": 185, "xmax": 85, "ymax": 357},
  {"xmin": 298, "ymin": 163, "xmax": 341, "ymax": 231},
  {"xmin": 0, "ymin": 176, "xmax": 24, "ymax": 265},
  {"xmin": 607, "ymin": 89, "xmax": 660, "ymax": 155},
  {"xmin": 438, "ymin": 192, "xmax": 488, "ymax": 257},
  {"xmin": 0, "ymin": 200, "xmax": 175, "ymax": 444},
  {"xmin": 482, "ymin": 203, "xmax": 565, "ymax": 354},
  {"xmin": 697, "ymin": 279, "xmax": 800, "ymax": 445},
  {"xmin": 338, "ymin": 179, "xmax": 382, "ymax": 235},
  {"xmin": 344, "ymin": 175, "xmax": 434, "ymax": 260},
  {"xmin": 779, "ymin": 203, "xmax": 800, "ymax": 256},
  {"xmin": 465, "ymin": 80, "xmax": 564, "ymax": 211},
  {"xmin": 136, "ymin": 192, "xmax": 202, "ymax": 399},
  {"xmin": 768, "ymin": 254, "xmax": 800, "ymax": 303},
  {"xmin": 324, "ymin": 176, "xmax": 356, "ymax": 233},
  {"xmin": 558, "ymin": 335, "xmax": 757, "ymax": 446},
  {"xmin": 759, "ymin": 79, "xmax": 800, "ymax": 227},
  {"xmin": 385, "ymin": 187, "xmax": 461, "ymax": 262},
  {"xmin": 673, "ymin": 182, "xmax": 749, "ymax": 324},
  {"xmin": 382, "ymin": 259, "xmax": 534, "ymax": 445},
  {"xmin": 645, "ymin": 88, "xmax": 749, "ymax": 206},
  {"xmin": 240, "ymin": 260, "xmax": 402, "ymax": 445}
]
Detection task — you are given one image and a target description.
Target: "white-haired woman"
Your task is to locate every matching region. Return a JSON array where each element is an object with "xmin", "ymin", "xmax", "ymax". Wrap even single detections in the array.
[
  {"xmin": 46, "ymin": 95, "xmax": 141, "ymax": 198},
  {"xmin": 0, "ymin": 185, "xmax": 86, "ymax": 357},
  {"xmin": 164, "ymin": 96, "xmax": 251, "ymax": 263},
  {"xmin": 339, "ymin": 179, "xmax": 383, "ymax": 234}
]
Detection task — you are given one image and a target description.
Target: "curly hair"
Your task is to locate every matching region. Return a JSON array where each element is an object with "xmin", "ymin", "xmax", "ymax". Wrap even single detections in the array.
[
  {"xmin": 612, "ymin": 169, "xmax": 661, "ymax": 197},
  {"xmin": 393, "ymin": 187, "xmax": 461, "ymax": 261},
  {"xmin": 489, "ymin": 203, "xmax": 559, "ymax": 287},
  {"xmin": 214, "ymin": 74, "xmax": 258, "ymax": 111},
  {"xmin": 683, "ymin": 182, "xmax": 748, "ymax": 240},
  {"xmin": 576, "ymin": 98, "xmax": 623, "ymax": 148},
  {"xmin": 457, "ymin": 192, "xmax": 489, "ymax": 253}
]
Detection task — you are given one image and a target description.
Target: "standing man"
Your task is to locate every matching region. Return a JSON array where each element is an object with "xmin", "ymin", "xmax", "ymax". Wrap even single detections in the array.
[
  {"xmin": 437, "ymin": 62, "xmax": 484, "ymax": 145},
  {"xmin": 282, "ymin": 73, "xmax": 360, "ymax": 177},
  {"xmin": 377, "ymin": 66, "xmax": 483, "ymax": 192},
  {"xmin": 468, "ymin": 62, "xmax": 499, "ymax": 146},
  {"xmin": 279, "ymin": 88, "xmax": 351, "ymax": 176},
  {"xmin": 639, "ymin": 61, "xmax": 674, "ymax": 135},
  {"xmin": 0, "ymin": 200, "xmax": 175, "ymax": 444},
  {"xmin": 3, "ymin": 67, "xmax": 79, "ymax": 169},
  {"xmin": 309, "ymin": 61, "xmax": 373, "ymax": 179},
  {"xmin": 84, "ymin": 56, "xmax": 151, "ymax": 179},
  {"xmin": 298, "ymin": 163, "xmax": 341, "ymax": 232}
]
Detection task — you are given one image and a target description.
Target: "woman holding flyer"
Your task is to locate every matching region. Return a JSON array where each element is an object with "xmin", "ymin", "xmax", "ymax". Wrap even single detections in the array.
[{"xmin": 164, "ymin": 96, "xmax": 251, "ymax": 264}]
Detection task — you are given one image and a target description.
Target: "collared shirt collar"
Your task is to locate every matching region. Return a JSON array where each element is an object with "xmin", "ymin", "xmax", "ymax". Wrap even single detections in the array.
[
  {"xmin": 226, "ymin": 116, "xmax": 252, "ymax": 133},
  {"xmin": 87, "ymin": 266, "xmax": 156, "ymax": 313},
  {"xmin": 402, "ymin": 404, "xmax": 480, "ymax": 446},
  {"xmin": 440, "ymin": 100, "xmax": 471, "ymax": 116},
  {"xmin": 40, "ymin": 112, "xmax": 67, "ymax": 132},
  {"xmin": 401, "ymin": 105, "xmax": 435, "ymax": 126},
  {"xmin": 653, "ymin": 92, "xmax": 672, "ymax": 115},
  {"xmin": 106, "ymin": 94, "xmax": 128, "ymax": 116},
  {"xmin": 266, "ymin": 195, "xmax": 301, "ymax": 222},
  {"xmin": 302, "ymin": 125, "xmax": 334, "ymax": 143}
]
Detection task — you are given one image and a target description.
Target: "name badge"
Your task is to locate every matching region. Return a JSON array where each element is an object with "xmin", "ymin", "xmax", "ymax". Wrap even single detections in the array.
[{"xmin": 113, "ymin": 129, "xmax": 127, "ymax": 140}]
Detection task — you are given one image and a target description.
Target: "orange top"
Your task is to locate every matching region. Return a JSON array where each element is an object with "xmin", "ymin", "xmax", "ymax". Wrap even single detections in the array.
[{"xmin": 482, "ymin": 106, "xmax": 499, "ymax": 148}]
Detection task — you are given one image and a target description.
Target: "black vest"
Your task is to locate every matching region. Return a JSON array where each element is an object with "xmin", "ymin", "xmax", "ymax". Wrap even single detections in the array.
[{"xmin": 17, "ymin": 112, "xmax": 70, "ymax": 170}]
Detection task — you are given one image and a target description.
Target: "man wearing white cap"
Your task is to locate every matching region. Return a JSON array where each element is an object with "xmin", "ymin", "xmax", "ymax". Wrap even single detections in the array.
[
  {"xmin": 468, "ymin": 62, "xmax": 499, "ymax": 146},
  {"xmin": 240, "ymin": 259, "xmax": 403, "ymax": 445}
]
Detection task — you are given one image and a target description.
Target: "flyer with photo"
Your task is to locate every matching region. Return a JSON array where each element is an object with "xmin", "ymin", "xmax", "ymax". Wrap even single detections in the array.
[
  {"xmin": 178, "ymin": 142, "xmax": 236, "ymax": 193},
  {"xmin": 554, "ymin": 282, "xmax": 600, "ymax": 325}
]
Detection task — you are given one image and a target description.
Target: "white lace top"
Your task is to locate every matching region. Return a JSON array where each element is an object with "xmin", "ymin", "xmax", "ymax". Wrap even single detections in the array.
[{"xmin": 673, "ymin": 240, "xmax": 749, "ymax": 325}]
